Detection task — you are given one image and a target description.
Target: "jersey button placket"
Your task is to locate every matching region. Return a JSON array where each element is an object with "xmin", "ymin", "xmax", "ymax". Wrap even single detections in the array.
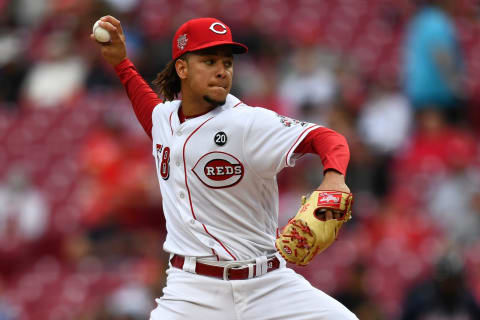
[{"xmin": 171, "ymin": 128, "xmax": 185, "ymax": 201}]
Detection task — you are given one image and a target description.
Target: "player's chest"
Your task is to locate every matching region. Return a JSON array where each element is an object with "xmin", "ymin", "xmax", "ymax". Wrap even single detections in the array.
[{"xmin": 153, "ymin": 117, "xmax": 246, "ymax": 188}]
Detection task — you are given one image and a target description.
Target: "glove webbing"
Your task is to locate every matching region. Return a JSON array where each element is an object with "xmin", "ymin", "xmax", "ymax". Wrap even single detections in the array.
[{"xmin": 282, "ymin": 220, "xmax": 312, "ymax": 249}]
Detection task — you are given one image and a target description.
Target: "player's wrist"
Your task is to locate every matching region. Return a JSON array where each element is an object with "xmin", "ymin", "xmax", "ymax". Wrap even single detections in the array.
[
  {"xmin": 113, "ymin": 57, "xmax": 130, "ymax": 69},
  {"xmin": 323, "ymin": 169, "xmax": 343, "ymax": 176},
  {"xmin": 322, "ymin": 170, "xmax": 345, "ymax": 184},
  {"xmin": 317, "ymin": 171, "xmax": 350, "ymax": 193}
]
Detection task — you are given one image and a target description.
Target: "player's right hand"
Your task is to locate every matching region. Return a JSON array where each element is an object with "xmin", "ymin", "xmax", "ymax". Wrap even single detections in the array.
[{"xmin": 90, "ymin": 15, "xmax": 127, "ymax": 67}]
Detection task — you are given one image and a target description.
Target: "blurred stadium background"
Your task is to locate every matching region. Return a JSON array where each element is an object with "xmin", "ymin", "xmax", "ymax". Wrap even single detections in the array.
[{"xmin": 0, "ymin": 0, "xmax": 479, "ymax": 319}]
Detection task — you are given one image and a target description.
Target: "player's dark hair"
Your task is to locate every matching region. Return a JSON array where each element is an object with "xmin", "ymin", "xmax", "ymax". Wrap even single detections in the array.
[{"xmin": 152, "ymin": 53, "xmax": 189, "ymax": 101}]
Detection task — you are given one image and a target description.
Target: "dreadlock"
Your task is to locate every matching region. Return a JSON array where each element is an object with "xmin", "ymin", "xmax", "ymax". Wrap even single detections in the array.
[{"xmin": 152, "ymin": 53, "xmax": 189, "ymax": 101}]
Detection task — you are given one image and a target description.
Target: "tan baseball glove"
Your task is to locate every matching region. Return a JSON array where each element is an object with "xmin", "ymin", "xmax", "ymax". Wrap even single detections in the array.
[{"xmin": 275, "ymin": 190, "xmax": 353, "ymax": 266}]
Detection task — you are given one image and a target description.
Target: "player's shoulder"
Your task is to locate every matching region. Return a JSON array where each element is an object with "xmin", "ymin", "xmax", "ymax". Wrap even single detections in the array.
[
  {"xmin": 152, "ymin": 99, "xmax": 181, "ymax": 118},
  {"xmin": 230, "ymin": 102, "xmax": 316, "ymax": 130},
  {"xmin": 225, "ymin": 97, "xmax": 276, "ymax": 117},
  {"xmin": 222, "ymin": 101, "xmax": 279, "ymax": 128},
  {"xmin": 232, "ymin": 104, "xmax": 282, "ymax": 124}
]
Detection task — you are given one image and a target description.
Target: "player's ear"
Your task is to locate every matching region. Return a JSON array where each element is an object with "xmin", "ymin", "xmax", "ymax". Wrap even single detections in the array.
[{"xmin": 175, "ymin": 58, "xmax": 188, "ymax": 80}]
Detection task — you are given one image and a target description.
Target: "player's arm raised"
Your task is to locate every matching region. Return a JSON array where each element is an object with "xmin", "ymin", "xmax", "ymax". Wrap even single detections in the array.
[
  {"xmin": 90, "ymin": 15, "xmax": 127, "ymax": 66},
  {"xmin": 90, "ymin": 15, "xmax": 161, "ymax": 140}
]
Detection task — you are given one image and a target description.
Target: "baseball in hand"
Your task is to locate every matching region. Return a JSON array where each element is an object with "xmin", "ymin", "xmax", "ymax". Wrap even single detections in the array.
[{"xmin": 93, "ymin": 20, "xmax": 111, "ymax": 43}]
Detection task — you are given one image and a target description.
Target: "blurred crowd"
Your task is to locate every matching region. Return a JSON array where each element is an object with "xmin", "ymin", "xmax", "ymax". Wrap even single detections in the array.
[{"xmin": 0, "ymin": 0, "xmax": 480, "ymax": 319}]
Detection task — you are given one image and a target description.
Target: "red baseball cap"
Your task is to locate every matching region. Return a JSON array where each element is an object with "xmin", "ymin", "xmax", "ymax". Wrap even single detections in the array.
[{"xmin": 172, "ymin": 18, "xmax": 248, "ymax": 60}]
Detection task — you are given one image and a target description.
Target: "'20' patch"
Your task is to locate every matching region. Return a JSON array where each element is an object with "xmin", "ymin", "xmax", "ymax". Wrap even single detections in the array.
[{"xmin": 192, "ymin": 152, "xmax": 244, "ymax": 188}]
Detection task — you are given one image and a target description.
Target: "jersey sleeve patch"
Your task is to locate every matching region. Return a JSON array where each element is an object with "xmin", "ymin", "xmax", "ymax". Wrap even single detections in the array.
[{"xmin": 277, "ymin": 114, "xmax": 310, "ymax": 128}]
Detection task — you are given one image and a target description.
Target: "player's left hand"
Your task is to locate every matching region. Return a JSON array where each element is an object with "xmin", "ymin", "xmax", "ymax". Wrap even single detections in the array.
[
  {"xmin": 275, "ymin": 170, "xmax": 353, "ymax": 266},
  {"xmin": 316, "ymin": 170, "xmax": 350, "ymax": 220}
]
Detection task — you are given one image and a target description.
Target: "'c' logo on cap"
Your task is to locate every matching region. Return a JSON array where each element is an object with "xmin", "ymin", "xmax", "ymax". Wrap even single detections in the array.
[{"xmin": 209, "ymin": 22, "xmax": 227, "ymax": 35}]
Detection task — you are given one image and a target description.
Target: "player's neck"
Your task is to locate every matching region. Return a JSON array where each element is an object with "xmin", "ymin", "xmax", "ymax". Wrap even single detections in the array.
[
  {"xmin": 180, "ymin": 92, "xmax": 216, "ymax": 117},
  {"xmin": 178, "ymin": 106, "xmax": 211, "ymax": 123}
]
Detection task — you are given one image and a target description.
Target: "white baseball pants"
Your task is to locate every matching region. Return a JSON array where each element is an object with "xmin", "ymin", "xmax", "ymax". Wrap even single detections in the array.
[{"xmin": 149, "ymin": 262, "xmax": 358, "ymax": 320}]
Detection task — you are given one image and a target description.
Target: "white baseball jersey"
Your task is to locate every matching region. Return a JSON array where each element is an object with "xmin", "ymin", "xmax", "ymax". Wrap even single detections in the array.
[{"xmin": 151, "ymin": 94, "xmax": 319, "ymax": 261}]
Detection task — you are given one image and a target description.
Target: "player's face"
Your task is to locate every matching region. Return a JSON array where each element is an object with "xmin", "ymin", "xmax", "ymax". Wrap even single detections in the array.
[{"xmin": 183, "ymin": 46, "xmax": 234, "ymax": 106}]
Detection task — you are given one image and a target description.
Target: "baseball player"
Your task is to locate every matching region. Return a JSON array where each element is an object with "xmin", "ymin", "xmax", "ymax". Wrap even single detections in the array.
[{"xmin": 91, "ymin": 15, "xmax": 358, "ymax": 320}]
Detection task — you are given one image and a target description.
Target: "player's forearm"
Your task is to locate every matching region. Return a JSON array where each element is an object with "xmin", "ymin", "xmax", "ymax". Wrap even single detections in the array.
[
  {"xmin": 295, "ymin": 127, "xmax": 350, "ymax": 176},
  {"xmin": 114, "ymin": 58, "xmax": 161, "ymax": 139}
]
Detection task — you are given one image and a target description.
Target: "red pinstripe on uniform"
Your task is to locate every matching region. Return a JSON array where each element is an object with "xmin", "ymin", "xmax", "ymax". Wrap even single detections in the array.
[
  {"xmin": 182, "ymin": 117, "xmax": 238, "ymax": 261},
  {"xmin": 169, "ymin": 111, "xmax": 174, "ymax": 136}
]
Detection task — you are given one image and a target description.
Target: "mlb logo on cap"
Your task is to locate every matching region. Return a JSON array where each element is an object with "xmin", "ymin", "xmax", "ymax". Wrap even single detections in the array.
[{"xmin": 172, "ymin": 18, "xmax": 248, "ymax": 60}]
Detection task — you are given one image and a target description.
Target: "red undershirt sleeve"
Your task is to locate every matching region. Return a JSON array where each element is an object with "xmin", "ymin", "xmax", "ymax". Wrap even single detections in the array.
[
  {"xmin": 294, "ymin": 127, "xmax": 350, "ymax": 175},
  {"xmin": 114, "ymin": 58, "xmax": 162, "ymax": 140}
]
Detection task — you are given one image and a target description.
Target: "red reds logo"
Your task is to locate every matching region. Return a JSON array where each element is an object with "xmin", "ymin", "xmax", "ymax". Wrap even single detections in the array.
[{"xmin": 192, "ymin": 152, "xmax": 244, "ymax": 188}]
